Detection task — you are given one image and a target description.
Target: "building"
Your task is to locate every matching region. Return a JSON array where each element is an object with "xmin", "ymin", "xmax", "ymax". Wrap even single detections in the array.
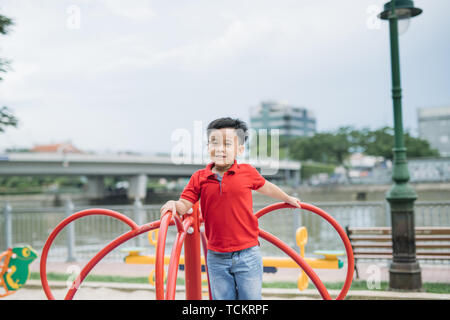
[
  {"xmin": 31, "ymin": 141, "xmax": 83, "ymax": 154},
  {"xmin": 249, "ymin": 100, "xmax": 316, "ymax": 138},
  {"xmin": 418, "ymin": 106, "xmax": 450, "ymax": 157}
]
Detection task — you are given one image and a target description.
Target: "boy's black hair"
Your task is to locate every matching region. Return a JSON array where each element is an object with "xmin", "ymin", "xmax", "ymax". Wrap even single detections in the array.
[{"xmin": 207, "ymin": 117, "xmax": 248, "ymax": 145}]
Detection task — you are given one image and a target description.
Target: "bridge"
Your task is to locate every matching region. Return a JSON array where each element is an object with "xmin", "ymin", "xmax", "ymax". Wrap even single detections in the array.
[{"xmin": 0, "ymin": 153, "xmax": 301, "ymax": 200}]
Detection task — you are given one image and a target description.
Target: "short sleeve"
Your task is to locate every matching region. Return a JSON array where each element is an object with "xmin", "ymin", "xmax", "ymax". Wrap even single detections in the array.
[
  {"xmin": 249, "ymin": 166, "xmax": 266, "ymax": 190},
  {"xmin": 180, "ymin": 171, "xmax": 201, "ymax": 204}
]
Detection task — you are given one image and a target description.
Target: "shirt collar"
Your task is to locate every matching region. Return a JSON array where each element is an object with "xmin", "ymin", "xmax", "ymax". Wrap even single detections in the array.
[{"xmin": 205, "ymin": 159, "xmax": 239, "ymax": 177}]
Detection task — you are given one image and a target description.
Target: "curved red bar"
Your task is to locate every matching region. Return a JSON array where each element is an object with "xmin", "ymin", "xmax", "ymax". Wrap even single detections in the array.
[
  {"xmin": 165, "ymin": 232, "xmax": 186, "ymax": 299},
  {"xmin": 172, "ymin": 212, "xmax": 184, "ymax": 234},
  {"xmin": 40, "ymin": 208, "xmax": 141, "ymax": 300},
  {"xmin": 65, "ymin": 221, "xmax": 160, "ymax": 300},
  {"xmin": 165, "ymin": 217, "xmax": 193, "ymax": 300},
  {"xmin": 200, "ymin": 230, "xmax": 212, "ymax": 300},
  {"xmin": 40, "ymin": 201, "xmax": 353, "ymax": 301},
  {"xmin": 255, "ymin": 202, "xmax": 354, "ymax": 300},
  {"xmin": 259, "ymin": 229, "xmax": 331, "ymax": 300},
  {"xmin": 155, "ymin": 212, "xmax": 171, "ymax": 300}
]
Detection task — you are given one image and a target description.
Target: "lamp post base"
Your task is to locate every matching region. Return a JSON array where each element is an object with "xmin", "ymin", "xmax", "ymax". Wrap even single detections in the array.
[
  {"xmin": 386, "ymin": 182, "xmax": 422, "ymax": 291},
  {"xmin": 389, "ymin": 261, "xmax": 422, "ymax": 291}
]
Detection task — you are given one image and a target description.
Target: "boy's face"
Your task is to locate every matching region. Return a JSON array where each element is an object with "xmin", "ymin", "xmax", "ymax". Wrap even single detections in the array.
[{"xmin": 207, "ymin": 128, "xmax": 244, "ymax": 167}]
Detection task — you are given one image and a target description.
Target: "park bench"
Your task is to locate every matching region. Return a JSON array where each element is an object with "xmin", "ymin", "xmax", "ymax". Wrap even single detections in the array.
[{"xmin": 345, "ymin": 226, "xmax": 450, "ymax": 279}]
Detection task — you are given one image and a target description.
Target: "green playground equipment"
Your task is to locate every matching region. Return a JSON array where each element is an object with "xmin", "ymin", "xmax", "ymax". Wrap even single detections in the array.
[{"xmin": 0, "ymin": 245, "xmax": 38, "ymax": 297}]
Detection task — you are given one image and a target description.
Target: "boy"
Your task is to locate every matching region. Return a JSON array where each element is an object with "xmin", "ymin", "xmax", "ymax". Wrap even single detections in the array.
[{"xmin": 160, "ymin": 117, "xmax": 301, "ymax": 300}]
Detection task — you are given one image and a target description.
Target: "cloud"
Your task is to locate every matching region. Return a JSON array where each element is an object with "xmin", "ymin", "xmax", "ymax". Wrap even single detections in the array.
[
  {"xmin": 0, "ymin": 0, "xmax": 449, "ymax": 154},
  {"xmin": 98, "ymin": 0, "xmax": 156, "ymax": 21}
]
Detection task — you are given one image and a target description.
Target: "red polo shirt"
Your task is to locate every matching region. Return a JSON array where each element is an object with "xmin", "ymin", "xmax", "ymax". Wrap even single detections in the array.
[{"xmin": 180, "ymin": 160, "xmax": 266, "ymax": 252}]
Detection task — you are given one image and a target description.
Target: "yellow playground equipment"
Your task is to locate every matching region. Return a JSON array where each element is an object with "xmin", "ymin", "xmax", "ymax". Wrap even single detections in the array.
[
  {"xmin": 0, "ymin": 245, "xmax": 38, "ymax": 298},
  {"xmin": 123, "ymin": 226, "xmax": 344, "ymax": 291}
]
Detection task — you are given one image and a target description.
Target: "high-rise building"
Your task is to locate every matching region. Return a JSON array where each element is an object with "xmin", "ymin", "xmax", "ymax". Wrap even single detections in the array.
[
  {"xmin": 418, "ymin": 106, "xmax": 450, "ymax": 157},
  {"xmin": 249, "ymin": 100, "xmax": 316, "ymax": 138}
]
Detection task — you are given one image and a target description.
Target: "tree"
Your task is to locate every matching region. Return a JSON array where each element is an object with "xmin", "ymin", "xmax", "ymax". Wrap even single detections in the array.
[
  {"xmin": 404, "ymin": 133, "xmax": 440, "ymax": 159},
  {"xmin": 361, "ymin": 127, "xmax": 439, "ymax": 160},
  {"xmin": 360, "ymin": 126, "xmax": 396, "ymax": 160},
  {"xmin": 290, "ymin": 131, "xmax": 351, "ymax": 165},
  {"xmin": 0, "ymin": 12, "xmax": 18, "ymax": 133},
  {"xmin": 0, "ymin": 14, "xmax": 13, "ymax": 34},
  {"xmin": 0, "ymin": 13, "xmax": 13, "ymax": 81},
  {"xmin": 0, "ymin": 106, "xmax": 18, "ymax": 132},
  {"xmin": 289, "ymin": 126, "xmax": 439, "ymax": 164}
]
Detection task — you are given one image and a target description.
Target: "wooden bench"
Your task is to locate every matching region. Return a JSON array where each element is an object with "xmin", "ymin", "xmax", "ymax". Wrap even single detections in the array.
[{"xmin": 345, "ymin": 226, "xmax": 450, "ymax": 279}]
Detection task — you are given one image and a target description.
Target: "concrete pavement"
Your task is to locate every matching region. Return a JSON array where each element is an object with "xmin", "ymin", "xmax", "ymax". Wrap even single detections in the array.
[{"xmin": 14, "ymin": 259, "xmax": 449, "ymax": 300}]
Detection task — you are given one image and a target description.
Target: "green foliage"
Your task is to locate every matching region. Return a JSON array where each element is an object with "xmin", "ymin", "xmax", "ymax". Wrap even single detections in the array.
[
  {"xmin": 290, "ymin": 128, "xmax": 356, "ymax": 165},
  {"xmin": 0, "ymin": 58, "xmax": 10, "ymax": 81},
  {"xmin": 0, "ymin": 176, "xmax": 86, "ymax": 194},
  {"xmin": 147, "ymin": 179, "xmax": 168, "ymax": 191},
  {"xmin": 0, "ymin": 14, "xmax": 13, "ymax": 35},
  {"xmin": 289, "ymin": 126, "xmax": 440, "ymax": 164},
  {"xmin": 0, "ymin": 106, "xmax": 19, "ymax": 132},
  {"xmin": 0, "ymin": 13, "xmax": 13, "ymax": 81},
  {"xmin": 301, "ymin": 162, "xmax": 336, "ymax": 179},
  {"xmin": 0, "ymin": 13, "xmax": 18, "ymax": 132},
  {"xmin": 247, "ymin": 132, "xmax": 290, "ymax": 159},
  {"xmin": 30, "ymin": 272, "xmax": 152, "ymax": 285},
  {"xmin": 29, "ymin": 272, "xmax": 450, "ymax": 294},
  {"xmin": 361, "ymin": 126, "xmax": 440, "ymax": 160},
  {"xmin": 403, "ymin": 132, "xmax": 440, "ymax": 159}
]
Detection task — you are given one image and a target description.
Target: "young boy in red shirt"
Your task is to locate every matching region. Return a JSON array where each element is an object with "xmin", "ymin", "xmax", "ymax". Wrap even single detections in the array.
[{"xmin": 160, "ymin": 117, "xmax": 301, "ymax": 300}]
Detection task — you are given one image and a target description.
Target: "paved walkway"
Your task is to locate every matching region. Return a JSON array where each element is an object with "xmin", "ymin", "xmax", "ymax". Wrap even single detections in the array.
[
  {"xmin": 30, "ymin": 260, "xmax": 450, "ymax": 284},
  {"xmin": 15, "ymin": 259, "xmax": 448, "ymax": 300},
  {"xmin": 5, "ymin": 279, "xmax": 450, "ymax": 300}
]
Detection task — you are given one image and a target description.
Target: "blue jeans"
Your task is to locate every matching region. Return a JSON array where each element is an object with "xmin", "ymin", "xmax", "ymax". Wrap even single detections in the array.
[{"xmin": 206, "ymin": 245, "xmax": 263, "ymax": 300}]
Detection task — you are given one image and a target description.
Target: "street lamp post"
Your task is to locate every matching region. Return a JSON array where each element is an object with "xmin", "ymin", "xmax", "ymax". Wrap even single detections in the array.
[{"xmin": 378, "ymin": 0, "xmax": 423, "ymax": 291}]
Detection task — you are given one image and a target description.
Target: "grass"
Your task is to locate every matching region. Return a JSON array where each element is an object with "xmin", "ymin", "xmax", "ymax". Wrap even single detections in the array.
[
  {"xmin": 261, "ymin": 280, "xmax": 450, "ymax": 294},
  {"xmin": 30, "ymin": 272, "xmax": 152, "ymax": 285},
  {"xmin": 31, "ymin": 272, "xmax": 450, "ymax": 294}
]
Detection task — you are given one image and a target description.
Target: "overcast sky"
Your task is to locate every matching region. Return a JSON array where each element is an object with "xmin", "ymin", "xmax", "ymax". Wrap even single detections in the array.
[{"xmin": 0, "ymin": 0, "xmax": 449, "ymax": 155}]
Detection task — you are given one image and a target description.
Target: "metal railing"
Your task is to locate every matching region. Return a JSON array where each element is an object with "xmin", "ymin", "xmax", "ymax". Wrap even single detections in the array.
[{"xmin": 2, "ymin": 200, "xmax": 450, "ymax": 262}]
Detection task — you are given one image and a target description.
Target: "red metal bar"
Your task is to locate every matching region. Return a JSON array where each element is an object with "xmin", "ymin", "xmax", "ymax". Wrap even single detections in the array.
[
  {"xmin": 65, "ymin": 221, "xmax": 160, "ymax": 300},
  {"xmin": 183, "ymin": 202, "xmax": 202, "ymax": 300},
  {"xmin": 200, "ymin": 230, "xmax": 212, "ymax": 300},
  {"xmin": 40, "ymin": 201, "xmax": 353, "ymax": 301},
  {"xmin": 259, "ymin": 228, "xmax": 331, "ymax": 300},
  {"xmin": 165, "ymin": 231, "xmax": 186, "ymax": 300},
  {"xmin": 255, "ymin": 201, "xmax": 354, "ymax": 300},
  {"xmin": 155, "ymin": 212, "xmax": 172, "ymax": 300},
  {"xmin": 40, "ymin": 208, "xmax": 141, "ymax": 300},
  {"xmin": 172, "ymin": 212, "xmax": 184, "ymax": 234},
  {"xmin": 302, "ymin": 203, "xmax": 354, "ymax": 300},
  {"xmin": 165, "ymin": 217, "xmax": 194, "ymax": 300}
]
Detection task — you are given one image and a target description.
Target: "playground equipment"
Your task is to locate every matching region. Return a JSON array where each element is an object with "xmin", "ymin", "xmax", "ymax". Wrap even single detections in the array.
[
  {"xmin": 40, "ymin": 201, "xmax": 354, "ymax": 300},
  {"xmin": 123, "ymin": 225, "xmax": 345, "ymax": 292},
  {"xmin": 0, "ymin": 245, "xmax": 38, "ymax": 297}
]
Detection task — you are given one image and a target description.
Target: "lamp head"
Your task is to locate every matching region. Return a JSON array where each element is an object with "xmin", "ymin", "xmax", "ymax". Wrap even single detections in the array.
[{"xmin": 378, "ymin": 0, "xmax": 422, "ymax": 20}]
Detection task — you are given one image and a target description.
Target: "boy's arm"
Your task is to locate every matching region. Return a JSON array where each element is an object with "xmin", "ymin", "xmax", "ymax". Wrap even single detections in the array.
[
  {"xmin": 161, "ymin": 170, "xmax": 199, "ymax": 217},
  {"xmin": 160, "ymin": 198, "xmax": 194, "ymax": 217},
  {"xmin": 256, "ymin": 181, "xmax": 301, "ymax": 208}
]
